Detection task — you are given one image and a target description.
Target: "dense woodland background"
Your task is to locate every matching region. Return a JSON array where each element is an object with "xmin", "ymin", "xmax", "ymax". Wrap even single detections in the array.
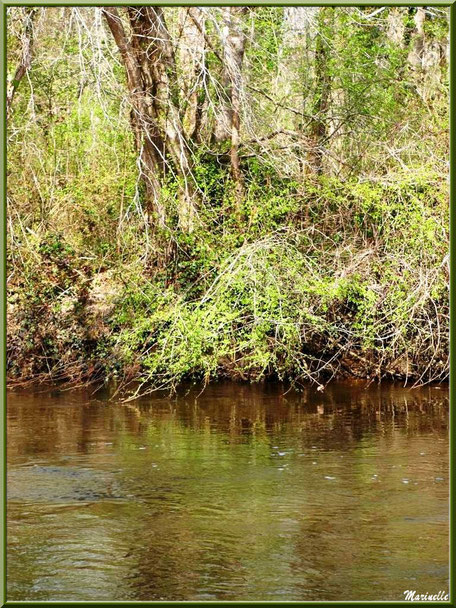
[{"xmin": 6, "ymin": 6, "xmax": 449, "ymax": 396}]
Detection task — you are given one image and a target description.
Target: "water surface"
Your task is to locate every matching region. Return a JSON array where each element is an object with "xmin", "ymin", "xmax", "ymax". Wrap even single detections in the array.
[{"xmin": 7, "ymin": 381, "xmax": 449, "ymax": 601}]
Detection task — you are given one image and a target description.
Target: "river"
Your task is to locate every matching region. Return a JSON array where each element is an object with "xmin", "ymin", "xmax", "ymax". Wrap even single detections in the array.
[{"xmin": 7, "ymin": 381, "xmax": 449, "ymax": 601}]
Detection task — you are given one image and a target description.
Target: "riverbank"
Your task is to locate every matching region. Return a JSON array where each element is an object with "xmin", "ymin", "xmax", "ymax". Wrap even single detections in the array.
[
  {"xmin": 7, "ymin": 8, "xmax": 449, "ymax": 397},
  {"xmin": 7, "ymin": 173, "xmax": 449, "ymax": 396}
]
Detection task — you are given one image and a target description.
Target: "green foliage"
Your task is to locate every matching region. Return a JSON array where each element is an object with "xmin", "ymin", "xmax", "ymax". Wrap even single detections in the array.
[
  {"xmin": 77, "ymin": 169, "xmax": 446, "ymax": 394},
  {"xmin": 7, "ymin": 7, "xmax": 449, "ymax": 391},
  {"xmin": 247, "ymin": 7, "xmax": 284, "ymax": 78}
]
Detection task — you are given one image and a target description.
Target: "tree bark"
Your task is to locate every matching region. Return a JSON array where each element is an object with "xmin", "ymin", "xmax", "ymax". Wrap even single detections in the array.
[
  {"xmin": 6, "ymin": 7, "xmax": 37, "ymax": 117},
  {"xmin": 309, "ymin": 8, "xmax": 332, "ymax": 176},
  {"xmin": 221, "ymin": 7, "xmax": 247, "ymax": 207},
  {"xmin": 103, "ymin": 6, "xmax": 200, "ymax": 232},
  {"xmin": 179, "ymin": 7, "xmax": 206, "ymax": 143},
  {"xmin": 407, "ymin": 7, "xmax": 426, "ymax": 69},
  {"xmin": 103, "ymin": 7, "xmax": 166, "ymax": 228}
]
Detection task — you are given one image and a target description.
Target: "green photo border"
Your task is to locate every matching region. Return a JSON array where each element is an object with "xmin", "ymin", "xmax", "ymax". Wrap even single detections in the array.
[{"xmin": 0, "ymin": 1, "xmax": 453, "ymax": 605}]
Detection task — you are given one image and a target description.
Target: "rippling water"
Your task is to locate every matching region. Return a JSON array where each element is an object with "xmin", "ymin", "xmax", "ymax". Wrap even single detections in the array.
[{"xmin": 7, "ymin": 381, "xmax": 449, "ymax": 601}]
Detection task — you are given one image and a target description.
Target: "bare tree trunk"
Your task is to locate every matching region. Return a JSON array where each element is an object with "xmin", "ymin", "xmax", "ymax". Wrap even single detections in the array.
[
  {"xmin": 6, "ymin": 7, "xmax": 37, "ymax": 117},
  {"xmin": 103, "ymin": 6, "xmax": 200, "ymax": 232},
  {"xmin": 221, "ymin": 7, "xmax": 247, "ymax": 207},
  {"xmin": 386, "ymin": 8, "xmax": 407, "ymax": 47},
  {"xmin": 179, "ymin": 7, "xmax": 206, "ymax": 143},
  {"xmin": 103, "ymin": 7, "xmax": 166, "ymax": 228},
  {"xmin": 309, "ymin": 8, "xmax": 331, "ymax": 176},
  {"xmin": 408, "ymin": 7, "xmax": 426, "ymax": 69}
]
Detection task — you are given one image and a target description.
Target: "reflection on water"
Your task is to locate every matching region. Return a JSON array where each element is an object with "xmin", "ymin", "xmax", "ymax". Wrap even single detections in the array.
[{"xmin": 7, "ymin": 381, "xmax": 449, "ymax": 601}]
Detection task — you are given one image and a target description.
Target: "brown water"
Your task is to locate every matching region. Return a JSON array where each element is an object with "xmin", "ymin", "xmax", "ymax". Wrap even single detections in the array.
[{"xmin": 7, "ymin": 381, "xmax": 449, "ymax": 602}]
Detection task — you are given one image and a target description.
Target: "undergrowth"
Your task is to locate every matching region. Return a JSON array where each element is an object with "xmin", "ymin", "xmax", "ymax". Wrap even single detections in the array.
[{"xmin": 7, "ymin": 168, "xmax": 449, "ymax": 396}]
